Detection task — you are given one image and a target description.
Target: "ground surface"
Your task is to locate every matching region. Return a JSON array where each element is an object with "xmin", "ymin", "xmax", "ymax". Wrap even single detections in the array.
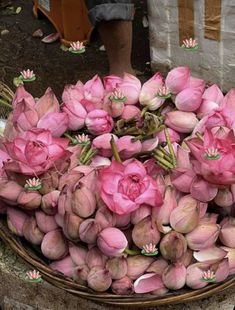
[{"xmin": 0, "ymin": 0, "xmax": 150, "ymax": 100}]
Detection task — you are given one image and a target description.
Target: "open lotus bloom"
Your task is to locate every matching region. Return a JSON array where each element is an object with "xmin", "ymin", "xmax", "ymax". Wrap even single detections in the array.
[{"xmin": 186, "ymin": 129, "xmax": 235, "ymax": 186}]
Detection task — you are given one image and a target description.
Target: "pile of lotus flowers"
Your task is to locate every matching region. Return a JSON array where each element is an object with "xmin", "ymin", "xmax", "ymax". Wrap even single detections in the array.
[{"xmin": 1, "ymin": 66, "xmax": 235, "ymax": 295}]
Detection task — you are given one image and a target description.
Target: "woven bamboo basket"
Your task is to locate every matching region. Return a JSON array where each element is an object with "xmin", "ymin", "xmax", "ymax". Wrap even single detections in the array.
[{"xmin": 0, "ymin": 218, "xmax": 235, "ymax": 307}]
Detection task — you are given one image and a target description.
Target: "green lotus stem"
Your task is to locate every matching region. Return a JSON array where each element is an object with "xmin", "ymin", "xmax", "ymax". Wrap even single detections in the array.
[
  {"xmin": 63, "ymin": 132, "xmax": 77, "ymax": 144},
  {"xmin": 83, "ymin": 149, "xmax": 98, "ymax": 165},
  {"xmin": 79, "ymin": 144, "xmax": 91, "ymax": 162},
  {"xmin": 196, "ymin": 132, "xmax": 204, "ymax": 141},
  {"xmin": 155, "ymin": 149, "xmax": 173, "ymax": 163},
  {"xmin": 141, "ymin": 106, "xmax": 149, "ymax": 117},
  {"xmin": 110, "ymin": 136, "xmax": 122, "ymax": 163},
  {"xmin": 164, "ymin": 128, "xmax": 177, "ymax": 167},
  {"xmin": 154, "ymin": 155, "xmax": 174, "ymax": 169},
  {"xmin": 124, "ymin": 248, "xmax": 141, "ymax": 255},
  {"xmin": 158, "ymin": 145, "xmax": 170, "ymax": 155},
  {"xmin": 156, "ymin": 161, "xmax": 171, "ymax": 171},
  {"xmin": 0, "ymin": 98, "xmax": 12, "ymax": 109}
]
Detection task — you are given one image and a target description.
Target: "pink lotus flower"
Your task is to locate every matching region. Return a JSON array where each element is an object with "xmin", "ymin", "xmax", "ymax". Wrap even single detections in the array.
[
  {"xmin": 139, "ymin": 73, "xmax": 165, "ymax": 110},
  {"xmin": 186, "ymin": 129, "xmax": 235, "ymax": 186},
  {"xmin": 165, "ymin": 67, "xmax": 190, "ymax": 94},
  {"xmin": 12, "ymin": 85, "xmax": 35, "ymax": 109},
  {"xmin": 85, "ymin": 109, "xmax": 113, "ymax": 135},
  {"xmin": 20, "ymin": 69, "xmax": 35, "ymax": 80},
  {"xmin": 3, "ymin": 128, "xmax": 69, "ymax": 175},
  {"xmin": 99, "ymin": 160, "xmax": 163, "ymax": 215},
  {"xmin": 69, "ymin": 41, "xmax": 85, "ymax": 52}
]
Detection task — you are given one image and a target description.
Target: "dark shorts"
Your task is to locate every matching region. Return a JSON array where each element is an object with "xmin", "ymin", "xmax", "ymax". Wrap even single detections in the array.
[{"xmin": 84, "ymin": 0, "xmax": 134, "ymax": 26}]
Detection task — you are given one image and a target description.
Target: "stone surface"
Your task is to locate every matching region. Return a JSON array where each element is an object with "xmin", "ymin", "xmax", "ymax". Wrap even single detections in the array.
[{"xmin": 0, "ymin": 238, "xmax": 235, "ymax": 310}]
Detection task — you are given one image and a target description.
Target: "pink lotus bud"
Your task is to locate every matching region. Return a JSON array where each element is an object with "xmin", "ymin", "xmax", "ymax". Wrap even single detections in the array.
[
  {"xmin": 0, "ymin": 180, "xmax": 23, "ymax": 205},
  {"xmin": 85, "ymin": 109, "xmax": 113, "ymax": 135},
  {"xmin": 214, "ymin": 188, "xmax": 233, "ymax": 208},
  {"xmin": 130, "ymin": 204, "xmax": 152, "ymax": 225},
  {"xmin": 193, "ymin": 246, "xmax": 227, "ymax": 264},
  {"xmin": 165, "ymin": 111, "xmax": 198, "ymax": 133},
  {"xmin": 41, "ymin": 229, "xmax": 68, "ymax": 260},
  {"xmin": 111, "ymin": 276, "xmax": 134, "ymax": 295},
  {"xmin": 178, "ymin": 249, "xmax": 193, "ymax": 267},
  {"xmin": 200, "ymin": 213, "xmax": 218, "ymax": 224},
  {"xmin": 117, "ymin": 136, "xmax": 142, "ymax": 159},
  {"xmin": 127, "ymin": 256, "xmax": 155, "ymax": 280},
  {"xmin": 132, "ymin": 216, "xmax": 160, "ymax": 249},
  {"xmin": 165, "ymin": 67, "xmax": 190, "ymax": 94},
  {"xmin": 134, "ymin": 273, "xmax": 165, "ymax": 294},
  {"xmin": 95, "ymin": 207, "xmax": 116, "ymax": 229},
  {"xmin": 7, "ymin": 207, "xmax": 28, "ymax": 236},
  {"xmin": 97, "ymin": 227, "xmax": 128, "ymax": 257},
  {"xmin": 146, "ymin": 258, "xmax": 168, "ymax": 274},
  {"xmin": 87, "ymin": 266, "xmax": 112, "ymax": 292},
  {"xmin": 121, "ymin": 105, "xmax": 141, "ymax": 120},
  {"xmin": 186, "ymin": 263, "xmax": 211, "ymax": 289},
  {"xmin": 35, "ymin": 211, "xmax": 58, "ymax": 233},
  {"xmin": 186, "ymin": 223, "xmax": 220, "ymax": 250},
  {"xmin": 108, "ymin": 98, "xmax": 125, "ymax": 118},
  {"xmin": 23, "ymin": 217, "xmax": 44, "ymax": 245},
  {"xmin": 197, "ymin": 84, "xmax": 223, "ymax": 118},
  {"xmin": 162, "ymin": 263, "xmax": 187, "ymax": 290},
  {"xmin": 39, "ymin": 171, "xmax": 59, "ymax": 195},
  {"xmin": 58, "ymin": 187, "xmax": 72, "ymax": 215},
  {"xmin": 106, "ymin": 257, "xmax": 128, "ymax": 280},
  {"xmin": 160, "ymin": 231, "xmax": 187, "ymax": 262},
  {"xmin": 37, "ymin": 112, "xmax": 68, "ymax": 137},
  {"xmin": 92, "ymin": 133, "xmax": 118, "ymax": 157},
  {"xmin": 17, "ymin": 190, "xmax": 42, "ymax": 210},
  {"xmin": 58, "ymin": 170, "xmax": 82, "ymax": 192},
  {"xmin": 170, "ymin": 195, "xmax": 199, "ymax": 233},
  {"xmin": 175, "ymin": 88, "xmax": 203, "ymax": 112},
  {"xmin": 156, "ymin": 127, "xmax": 180, "ymax": 144},
  {"xmin": 41, "ymin": 190, "xmax": 60, "ymax": 215},
  {"xmin": 86, "ymin": 247, "xmax": 108, "ymax": 269},
  {"xmin": 141, "ymin": 138, "xmax": 159, "ymax": 152},
  {"xmin": 63, "ymin": 212, "xmax": 83, "ymax": 241},
  {"xmin": 69, "ymin": 245, "xmax": 87, "ymax": 266},
  {"xmin": 50, "ymin": 256, "xmax": 77, "ymax": 279},
  {"xmin": 72, "ymin": 186, "xmax": 96, "ymax": 218},
  {"xmin": 189, "ymin": 77, "xmax": 205, "ymax": 91},
  {"xmin": 153, "ymin": 186, "xmax": 177, "ymax": 233},
  {"xmin": 190, "ymin": 176, "xmax": 218, "ymax": 202},
  {"xmin": 212, "ymin": 259, "xmax": 229, "ymax": 282},
  {"xmin": 220, "ymin": 217, "xmax": 235, "ymax": 247},
  {"xmin": 76, "ymin": 264, "xmax": 90, "ymax": 284},
  {"xmin": 54, "ymin": 213, "xmax": 64, "ymax": 228},
  {"xmin": 113, "ymin": 213, "xmax": 130, "ymax": 229},
  {"xmin": 221, "ymin": 247, "xmax": 235, "ymax": 275},
  {"xmin": 79, "ymin": 219, "xmax": 101, "ymax": 244}
]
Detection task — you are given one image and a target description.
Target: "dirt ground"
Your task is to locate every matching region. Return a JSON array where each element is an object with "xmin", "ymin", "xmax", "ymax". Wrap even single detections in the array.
[{"xmin": 0, "ymin": 0, "xmax": 150, "ymax": 99}]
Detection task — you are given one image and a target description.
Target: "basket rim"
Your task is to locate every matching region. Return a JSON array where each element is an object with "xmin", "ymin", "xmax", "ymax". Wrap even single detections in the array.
[{"xmin": 0, "ymin": 218, "xmax": 235, "ymax": 307}]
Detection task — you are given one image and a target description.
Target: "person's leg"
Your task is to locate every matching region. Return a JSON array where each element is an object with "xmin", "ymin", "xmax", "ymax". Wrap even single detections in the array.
[
  {"xmin": 85, "ymin": 1, "xmax": 135, "ymax": 77},
  {"xmin": 98, "ymin": 20, "xmax": 134, "ymax": 77}
]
